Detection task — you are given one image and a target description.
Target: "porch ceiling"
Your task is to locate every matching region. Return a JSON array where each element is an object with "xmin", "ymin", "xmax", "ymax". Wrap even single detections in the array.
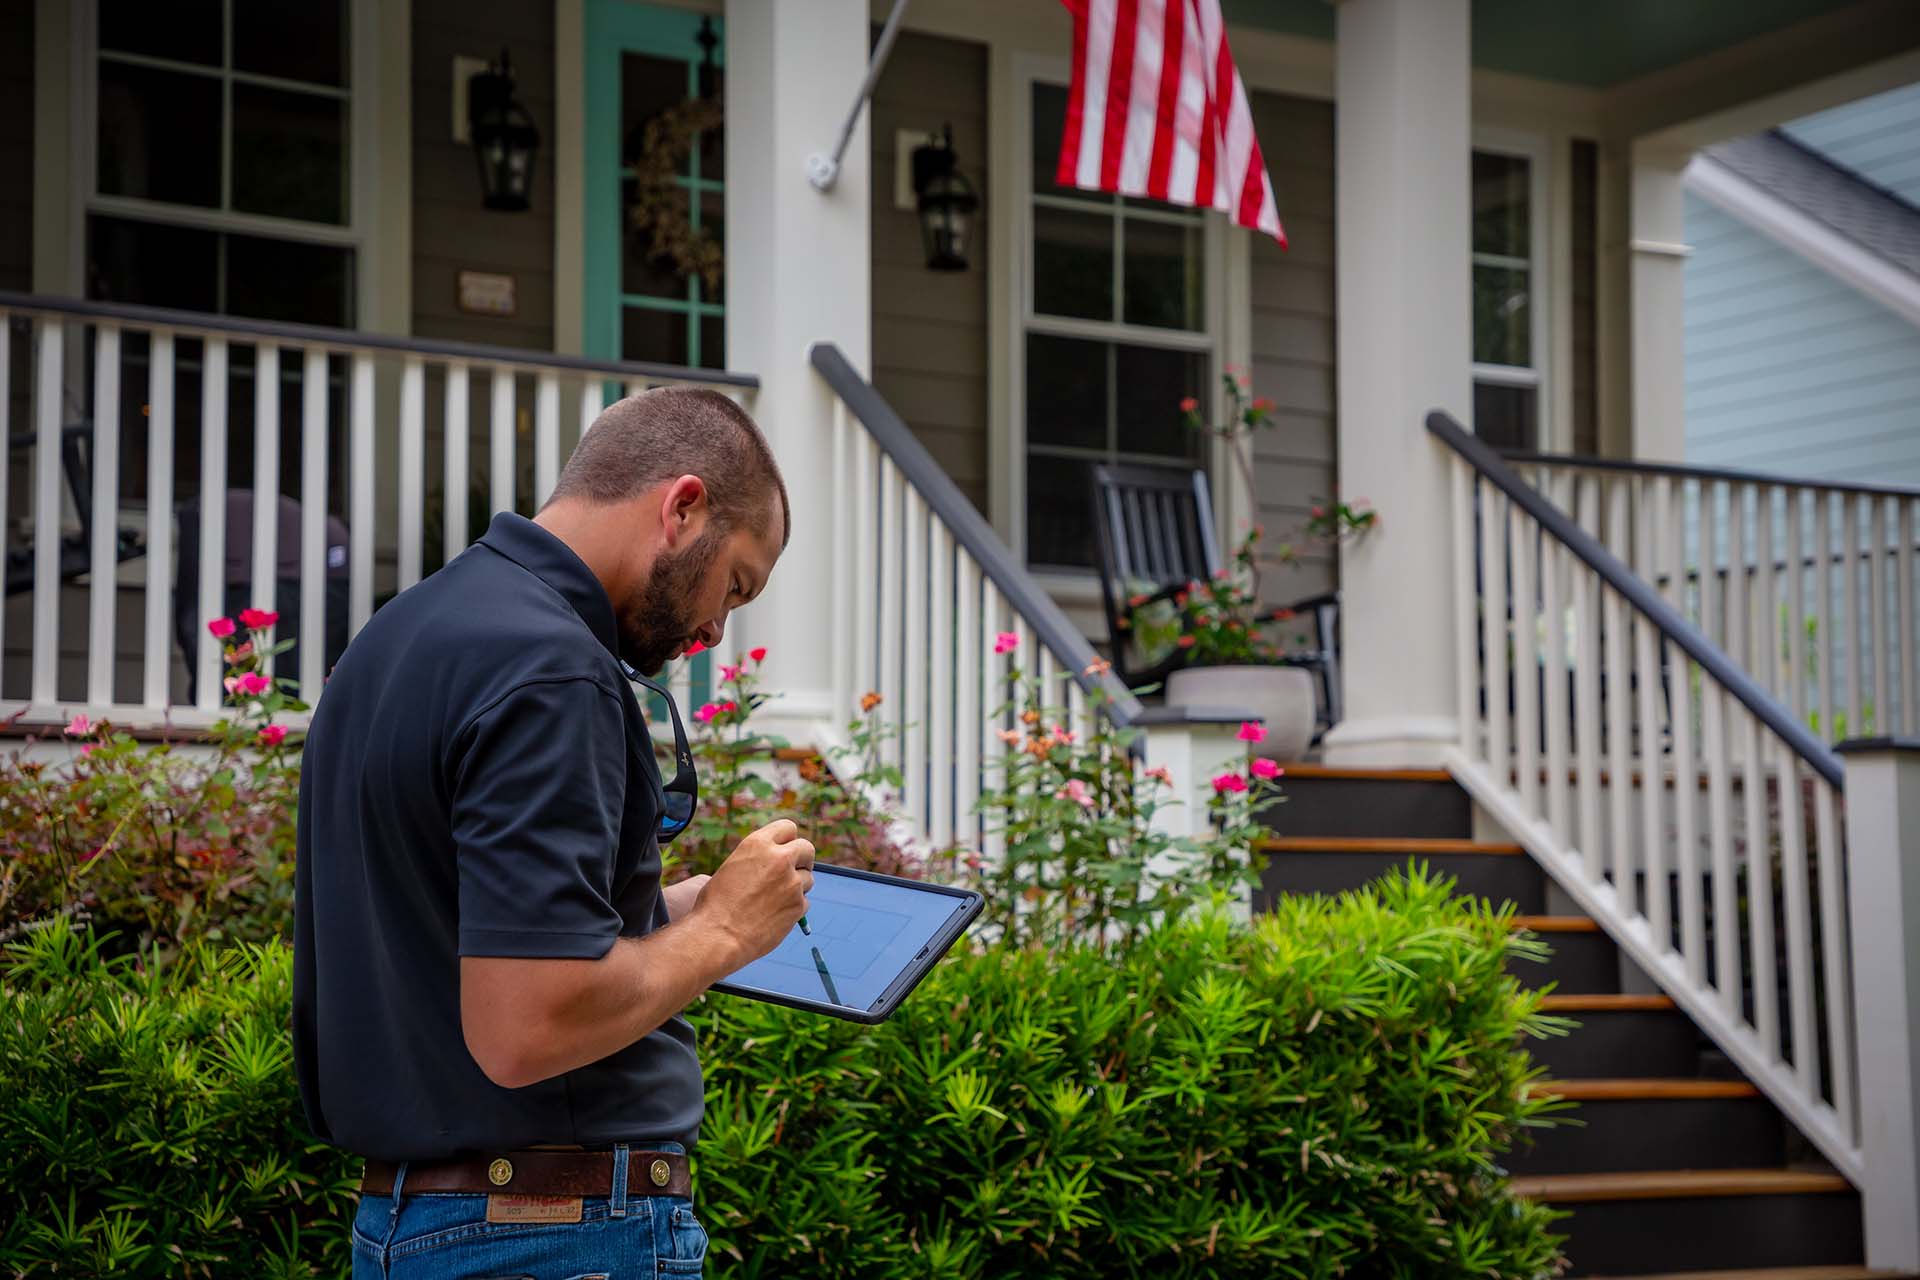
[{"xmin": 1222, "ymin": 0, "xmax": 1862, "ymax": 87}]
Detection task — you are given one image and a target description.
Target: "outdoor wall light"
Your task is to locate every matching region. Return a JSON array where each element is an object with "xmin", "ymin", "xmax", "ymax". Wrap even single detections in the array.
[
  {"xmin": 469, "ymin": 50, "xmax": 540, "ymax": 212},
  {"xmin": 912, "ymin": 124, "xmax": 978, "ymax": 271}
]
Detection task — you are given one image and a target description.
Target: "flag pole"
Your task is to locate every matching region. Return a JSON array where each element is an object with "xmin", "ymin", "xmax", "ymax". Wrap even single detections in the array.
[{"xmin": 806, "ymin": 0, "xmax": 914, "ymax": 192}]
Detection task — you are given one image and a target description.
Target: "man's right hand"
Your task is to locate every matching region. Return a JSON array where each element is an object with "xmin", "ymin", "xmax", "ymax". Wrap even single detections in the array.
[{"xmin": 690, "ymin": 819, "xmax": 815, "ymax": 963}]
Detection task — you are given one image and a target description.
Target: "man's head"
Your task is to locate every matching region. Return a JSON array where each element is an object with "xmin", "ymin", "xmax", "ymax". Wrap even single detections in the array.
[{"xmin": 537, "ymin": 387, "xmax": 789, "ymax": 675}]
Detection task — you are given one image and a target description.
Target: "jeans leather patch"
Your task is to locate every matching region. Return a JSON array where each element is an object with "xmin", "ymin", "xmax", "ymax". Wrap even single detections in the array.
[{"xmin": 484, "ymin": 1194, "xmax": 584, "ymax": 1224}]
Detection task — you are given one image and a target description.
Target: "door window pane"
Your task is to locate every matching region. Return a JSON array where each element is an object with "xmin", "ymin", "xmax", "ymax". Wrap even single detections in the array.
[
  {"xmin": 1474, "ymin": 382, "xmax": 1537, "ymax": 452},
  {"xmin": 1027, "ymin": 454, "xmax": 1098, "ymax": 569},
  {"xmin": 1122, "ymin": 217, "xmax": 1204, "ymax": 331},
  {"xmin": 97, "ymin": 61, "xmax": 221, "ymax": 208},
  {"xmin": 623, "ymin": 53, "xmax": 693, "ymax": 166},
  {"xmin": 234, "ymin": 1, "xmax": 347, "ymax": 87},
  {"xmin": 100, "ymin": 0, "xmax": 220, "ymax": 67},
  {"xmin": 700, "ymin": 316, "xmax": 725, "ymax": 370},
  {"xmin": 1473, "ymin": 152, "xmax": 1530, "ymax": 258},
  {"xmin": 226, "ymin": 234, "xmax": 353, "ymax": 326},
  {"xmin": 1473, "ymin": 264, "xmax": 1531, "ymax": 366},
  {"xmin": 1116, "ymin": 345, "xmax": 1205, "ymax": 457},
  {"xmin": 623, "ymin": 307, "xmax": 693, "ymax": 367},
  {"xmin": 87, "ymin": 216, "xmax": 218, "ymax": 313},
  {"xmin": 1026, "ymin": 334, "xmax": 1107, "ymax": 451},
  {"xmin": 624, "ymin": 181, "xmax": 692, "ymax": 298},
  {"xmin": 232, "ymin": 84, "xmax": 348, "ymax": 224}
]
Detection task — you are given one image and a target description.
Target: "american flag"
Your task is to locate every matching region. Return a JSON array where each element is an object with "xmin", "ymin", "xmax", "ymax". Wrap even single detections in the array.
[{"xmin": 1055, "ymin": 0, "xmax": 1287, "ymax": 246}]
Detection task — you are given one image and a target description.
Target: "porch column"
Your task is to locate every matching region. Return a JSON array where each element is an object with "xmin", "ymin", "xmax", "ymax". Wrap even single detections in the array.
[
  {"xmin": 724, "ymin": 0, "xmax": 871, "ymax": 735},
  {"xmin": 1323, "ymin": 0, "xmax": 1471, "ymax": 767},
  {"xmin": 1628, "ymin": 145, "xmax": 1692, "ymax": 463}
]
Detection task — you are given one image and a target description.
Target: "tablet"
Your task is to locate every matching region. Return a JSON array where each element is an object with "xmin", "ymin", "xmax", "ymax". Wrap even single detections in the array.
[{"xmin": 710, "ymin": 866, "xmax": 984, "ymax": 1023}]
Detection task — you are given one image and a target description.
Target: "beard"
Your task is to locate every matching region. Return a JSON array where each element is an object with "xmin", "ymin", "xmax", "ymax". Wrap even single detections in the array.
[{"xmin": 618, "ymin": 531, "xmax": 722, "ymax": 676}]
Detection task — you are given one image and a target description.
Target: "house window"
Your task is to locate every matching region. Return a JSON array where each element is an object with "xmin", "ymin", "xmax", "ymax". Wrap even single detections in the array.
[
  {"xmin": 86, "ymin": 0, "xmax": 356, "ymax": 327},
  {"xmin": 1472, "ymin": 147, "xmax": 1542, "ymax": 451},
  {"xmin": 1024, "ymin": 81, "xmax": 1211, "ymax": 571}
]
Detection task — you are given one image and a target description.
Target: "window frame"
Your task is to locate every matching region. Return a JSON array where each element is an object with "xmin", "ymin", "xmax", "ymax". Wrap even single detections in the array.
[
  {"xmin": 73, "ymin": 0, "xmax": 377, "ymax": 327},
  {"xmin": 1470, "ymin": 128, "xmax": 1553, "ymax": 452},
  {"xmin": 1007, "ymin": 53, "xmax": 1225, "ymax": 581}
]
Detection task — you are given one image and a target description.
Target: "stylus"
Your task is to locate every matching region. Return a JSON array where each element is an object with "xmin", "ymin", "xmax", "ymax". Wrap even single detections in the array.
[
  {"xmin": 798, "ymin": 914, "xmax": 812, "ymax": 936},
  {"xmin": 811, "ymin": 947, "xmax": 843, "ymax": 1005}
]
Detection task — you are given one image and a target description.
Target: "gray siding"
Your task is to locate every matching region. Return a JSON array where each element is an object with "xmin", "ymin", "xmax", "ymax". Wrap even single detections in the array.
[
  {"xmin": 412, "ymin": 0, "xmax": 557, "ymax": 351},
  {"xmin": 869, "ymin": 30, "xmax": 990, "ymax": 515},
  {"xmin": 1248, "ymin": 90, "xmax": 1336, "ymax": 608},
  {"xmin": 1683, "ymin": 194, "xmax": 1920, "ymax": 486}
]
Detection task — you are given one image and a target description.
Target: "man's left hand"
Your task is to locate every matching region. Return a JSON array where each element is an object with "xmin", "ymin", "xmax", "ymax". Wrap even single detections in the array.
[{"xmin": 662, "ymin": 874, "xmax": 711, "ymax": 921}]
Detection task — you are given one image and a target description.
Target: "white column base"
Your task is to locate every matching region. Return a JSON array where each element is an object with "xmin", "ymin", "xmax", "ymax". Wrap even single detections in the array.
[{"xmin": 1320, "ymin": 714, "xmax": 1460, "ymax": 768}]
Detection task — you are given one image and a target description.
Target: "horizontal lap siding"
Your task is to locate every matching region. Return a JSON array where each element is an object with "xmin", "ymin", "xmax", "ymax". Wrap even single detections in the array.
[
  {"xmin": 870, "ymin": 30, "xmax": 990, "ymax": 516},
  {"xmin": 1249, "ymin": 91, "xmax": 1337, "ymax": 609},
  {"xmin": 1684, "ymin": 194, "xmax": 1920, "ymax": 485}
]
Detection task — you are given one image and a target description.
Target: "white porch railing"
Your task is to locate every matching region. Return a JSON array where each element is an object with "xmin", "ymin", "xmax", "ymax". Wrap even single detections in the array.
[
  {"xmin": 809, "ymin": 343, "xmax": 1174, "ymax": 859},
  {"xmin": 1504, "ymin": 451, "xmax": 1920, "ymax": 746},
  {"xmin": 1432, "ymin": 413, "xmax": 1863, "ymax": 1184},
  {"xmin": 0, "ymin": 292, "xmax": 756, "ymax": 730}
]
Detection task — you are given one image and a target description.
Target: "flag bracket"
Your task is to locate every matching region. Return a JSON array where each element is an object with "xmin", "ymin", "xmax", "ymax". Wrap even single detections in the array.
[{"xmin": 806, "ymin": 0, "xmax": 913, "ymax": 192}]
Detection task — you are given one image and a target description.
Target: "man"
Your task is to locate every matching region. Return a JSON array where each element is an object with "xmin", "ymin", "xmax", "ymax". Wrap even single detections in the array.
[{"xmin": 293, "ymin": 388, "xmax": 813, "ymax": 1278}]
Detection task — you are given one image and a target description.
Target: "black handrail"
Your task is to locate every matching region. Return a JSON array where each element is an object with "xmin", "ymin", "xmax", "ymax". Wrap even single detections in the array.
[
  {"xmin": 1500, "ymin": 448, "xmax": 1920, "ymax": 504},
  {"xmin": 810, "ymin": 342, "xmax": 1146, "ymax": 726},
  {"xmin": 1431, "ymin": 411, "xmax": 1845, "ymax": 789},
  {"xmin": 0, "ymin": 290, "xmax": 760, "ymax": 391}
]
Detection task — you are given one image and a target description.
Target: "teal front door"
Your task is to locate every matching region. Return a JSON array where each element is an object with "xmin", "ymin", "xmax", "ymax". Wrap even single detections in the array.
[{"xmin": 583, "ymin": 1, "xmax": 726, "ymax": 369}]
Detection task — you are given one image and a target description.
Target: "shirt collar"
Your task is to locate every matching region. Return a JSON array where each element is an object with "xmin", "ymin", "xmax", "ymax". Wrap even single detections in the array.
[{"xmin": 477, "ymin": 513, "xmax": 621, "ymax": 659}]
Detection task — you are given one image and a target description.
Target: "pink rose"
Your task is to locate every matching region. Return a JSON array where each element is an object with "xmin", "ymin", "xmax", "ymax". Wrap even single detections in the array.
[
  {"xmin": 720, "ymin": 664, "xmax": 743, "ymax": 683},
  {"xmin": 1251, "ymin": 757, "xmax": 1283, "ymax": 780},
  {"xmin": 258, "ymin": 724, "xmax": 288, "ymax": 747},
  {"xmin": 207, "ymin": 617, "xmax": 236, "ymax": 639},
  {"xmin": 236, "ymin": 673, "xmax": 272, "ymax": 697},
  {"xmin": 1237, "ymin": 721, "xmax": 1266, "ymax": 744},
  {"xmin": 695, "ymin": 703, "xmax": 719, "ymax": 724},
  {"xmin": 238, "ymin": 608, "xmax": 280, "ymax": 630},
  {"xmin": 65, "ymin": 714, "xmax": 91, "ymax": 737},
  {"xmin": 1144, "ymin": 765, "xmax": 1172, "ymax": 785},
  {"xmin": 1211, "ymin": 772, "xmax": 1248, "ymax": 794},
  {"xmin": 223, "ymin": 676, "xmax": 242, "ymax": 695},
  {"xmin": 1055, "ymin": 779, "xmax": 1095, "ymax": 810},
  {"xmin": 993, "ymin": 632, "xmax": 1019, "ymax": 655},
  {"xmin": 1179, "ymin": 396, "xmax": 1199, "ymax": 413}
]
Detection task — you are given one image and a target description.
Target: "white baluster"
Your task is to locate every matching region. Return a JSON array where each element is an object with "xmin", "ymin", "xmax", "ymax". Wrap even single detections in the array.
[
  {"xmin": 1777, "ymin": 747, "xmax": 1815, "ymax": 1099},
  {"xmin": 87, "ymin": 324, "xmax": 121, "ymax": 706},
  {"xmin": 1705, "ymin": 682, "xmax": 1738, "ymax": 1017},
  {"xmin": 1513, "ymin": 504, "xmax": 1541, "ymax": 821},
  {"xmin": 534, "ymin": 373, "xmax": 560, "ymax": 507},
  {"xmin": 1574, "ymin": 479, "xmax": 1602, "ymax": 878},
  {"xmin": 955, "ymin": 555, "xmax": 982, "ymax": 857},
  {"xmin": 491, "ymin": 368, "xmax": 515, "ymax": 517},
  {"xmin": 1739, "ymin": 706, "xmax": 1779, "ymax": 1055},
  {"xmin": 1787, "ymin": 490, "xmax": 1808, "ymax": 730},
  {"xmin": 1606, "ymin": 482, "xmax": 1634, "ymax": 902},
  {"xmin": 1483, "ymin": 486, "xmax": 1511, "ymax": 782},
  {"xmin": 1451, "ymin": 460, "xmax": 1479, "ymax": 758},
  {"xmin": 195, "ymin": 338, "xmax": 229, "ymax": 711},
  {"xmin": 903, "ymin": 484, "xmax": 928, "ymax": 830},
  {"xmin": 1813, "ymin": 777, "xmax": 1854, "ymax": 1142},
  {"xmin": 31, "ymin": 320, "xmax": 62, "ymax": 705},
  {"xmin": 1728, "ymin": 483, "xmax": 1749, "ymax": 677},
  {"xmin": 143, "ymin": 333, "xmax": 175, "ymax": 709},
  {"xmin": 444, "ymin": 362, "xmax": 470, "ymax": 563},
  {"xmin": 1872, "ymin": 495, "xmax": 1891, "ymax": 735},
  {"xmin": 1636, "ymin": 477, "xmax": 1671, "ymax": 955},
  {"xmin": 251, "ymin": 342, "xmax": 281, "ymax": 646},
  {"xmin": 829, "ymin": 399, "xmax": 850, "ymax": 719},
  {"xmin": 1757, "ymin": 486, "xmax": 1778, "ymax": 704},
  {"xmin": 980, "ymin": 584, "xmax": 1009, "ymax": 870},
  {"xmin": 852, "ymin": 432, "xmax": 877, "ymax": 712},
  {"xmin": 929, "ymin": 521, "xmax": 954, "ymax": 849},
  {"xmin": 300, "ymin": 349, "xmax": 329, "ymax": 702},
  {"xmin": 1815, "ymin": 490, "xmax": 1834, "ymax": 743},
  {"xmin": 1899, "ymin": 498, "xmax": 1915, "ymax": 735},
  {"xmin": 1845, "ymin": 493, "xmax": 1864, "ymax": 739},
  {"xmin": 0, "ymin": 311, "xmax": 9, "ymax": 689},
  {"xmin": 398, "ymin": 357, "xmax": 424, "ymax": 590},
  {"xmin": 579, "ymin": 375, "xmax": 604, "ymax": 446},
  {"xmin": 878, "ymin": 459, "xmax": 905, "ymax": 775},
  {"xmin": 349, "ymin": 354, "xmax": 375, "ymax": 635},
  {"xmin": 1672, "ymin": 479, "xmax": 1707, "ymax": 982}
]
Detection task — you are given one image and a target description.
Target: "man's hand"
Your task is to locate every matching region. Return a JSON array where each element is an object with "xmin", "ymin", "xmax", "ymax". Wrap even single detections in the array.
[
  {"xmin": 689, "ymin": 819, "xmax": 814, "ymax": 962},
  {"xmin": 661, "ymin": 874, "xmax": 710, "ymax": 921}
]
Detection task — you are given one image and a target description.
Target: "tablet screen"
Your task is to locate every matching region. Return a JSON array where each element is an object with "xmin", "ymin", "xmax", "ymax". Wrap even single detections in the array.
[{"xmin": 719, "ymin": 868, "xmax": 971, "ymax": 1013}]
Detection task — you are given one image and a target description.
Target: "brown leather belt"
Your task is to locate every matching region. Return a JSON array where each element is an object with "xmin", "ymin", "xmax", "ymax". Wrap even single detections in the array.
[{"xmin": 360, "ymin": 1149, "xmax": 691, "ymax": 1199}]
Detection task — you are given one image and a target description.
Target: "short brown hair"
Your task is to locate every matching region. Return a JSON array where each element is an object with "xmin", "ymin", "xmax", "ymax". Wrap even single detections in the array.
[{"xmin": 545, "ymin": 387, "xmax": 789, "ymax": 545}]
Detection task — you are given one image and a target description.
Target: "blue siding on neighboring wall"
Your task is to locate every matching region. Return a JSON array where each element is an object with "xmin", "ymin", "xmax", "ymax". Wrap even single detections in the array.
[
  {"xmin": 1683, "ymin": 193, "xmax": 1920, "ymax": 487},
  {"xmin": 1781, "ymin": 82, "xmax": 1920, "ymax": 207}
]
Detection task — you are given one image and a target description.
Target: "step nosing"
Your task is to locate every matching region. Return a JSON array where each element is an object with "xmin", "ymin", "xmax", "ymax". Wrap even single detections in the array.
[
  {"xmin": 1539, "ymin": 994, "xmax": 1678, "ymax": 1012},
  {"xmin": 1525, "ymin": 1078, "xmax": 1762, "ymax": 1100},
  {"xmin": 1258, "ymin": 836, "xmax": 1525, "ymax": 854},
  {"xmin": 1508, "ymin": 1169, "xmax": 1855, "ymax": 1203}
]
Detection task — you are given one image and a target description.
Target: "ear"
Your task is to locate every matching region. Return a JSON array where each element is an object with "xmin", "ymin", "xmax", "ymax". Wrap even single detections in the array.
[{"xmin": 660, "ymin": 475, "xmax": 709, "ymax": 549}]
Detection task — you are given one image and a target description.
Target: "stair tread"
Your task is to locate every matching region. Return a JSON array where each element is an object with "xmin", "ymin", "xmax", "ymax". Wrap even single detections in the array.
[
  {"xmin": 1527, "ymin": 1078, "xmax": 1759, "ymax": 1100},
  {"xmin": 1258, "ymin": 835, "xmax": 1524, "ymax": 854},
  {"xmin": 1540, "ymin": 994, "xmax": 1677, "ymax": 1012},
  {"xmin": 1583, "ymin": 1270, "xmax": 1912, "ymax": 1280},
  {"xmin": 1268, "ymin": 764, "xmax": 1454, "ymax": 783},
  {"xmin": 1511, "ymin": 914, "xmax": 1601, "ymax": 933},
  {"xmin": 1510, "ymin": 1169, "xmax": 1852, "ymax": 1203}
]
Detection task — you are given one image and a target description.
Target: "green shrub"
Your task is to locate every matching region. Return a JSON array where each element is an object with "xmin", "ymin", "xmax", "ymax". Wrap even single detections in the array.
[{"xmin": 2, "ymin": 868, "xmax": 1566, "ymax": 1278}]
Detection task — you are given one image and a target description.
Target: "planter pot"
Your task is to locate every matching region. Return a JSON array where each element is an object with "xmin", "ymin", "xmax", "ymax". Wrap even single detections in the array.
[{"xmin": 1165, "ymin": 664, "xmax": 1316, "ymax": 762}]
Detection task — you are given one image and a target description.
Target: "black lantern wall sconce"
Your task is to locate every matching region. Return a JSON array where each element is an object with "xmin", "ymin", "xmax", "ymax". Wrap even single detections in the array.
[
  {"xmin": 469, "ymin": 50, "xmax": 541, "ymax": 212},
  {"xmin": 911, "ymin": 124, "xmax": 977, "ymax": 272}
]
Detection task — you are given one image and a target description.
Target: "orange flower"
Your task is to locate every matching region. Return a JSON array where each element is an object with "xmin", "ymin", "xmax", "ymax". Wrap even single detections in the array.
[
  {"xmin": 1021, "ymin": 709, "xmax": 1041, "ymax": 726},
  {"xmin": 1176, "ymin": 635, "xmax": 1196, "ymax": 649},
  {"xmin": 1082, "ymin": 658, "xmax": 1112, "ymax": 677},
  {"xmin": 860, "ymin": 691, "xmax": 883, "ymax": 712}
]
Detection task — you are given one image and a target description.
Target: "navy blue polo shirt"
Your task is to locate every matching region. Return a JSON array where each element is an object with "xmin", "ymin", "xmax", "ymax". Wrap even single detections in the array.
[{"xmin": 292, "ymin": 513, "xmax": 701, "ymax": 1161}]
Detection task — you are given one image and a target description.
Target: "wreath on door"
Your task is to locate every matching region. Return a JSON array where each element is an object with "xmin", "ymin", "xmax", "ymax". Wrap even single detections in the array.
[{"xmin": 626, "ymin": 97, "xmax": 725, "ymax": 293}]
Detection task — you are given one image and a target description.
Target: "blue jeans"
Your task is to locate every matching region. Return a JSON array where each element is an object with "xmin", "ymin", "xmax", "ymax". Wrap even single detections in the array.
[{"xmin": 351, "ymin": 1143, "xmax": 707, "ymax": 1279}]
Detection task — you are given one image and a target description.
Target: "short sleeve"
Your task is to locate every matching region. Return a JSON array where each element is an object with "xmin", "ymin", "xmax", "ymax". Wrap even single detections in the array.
[{"xmin": 451, "ymin": 677, "xmax": 629, "ymax": 958}]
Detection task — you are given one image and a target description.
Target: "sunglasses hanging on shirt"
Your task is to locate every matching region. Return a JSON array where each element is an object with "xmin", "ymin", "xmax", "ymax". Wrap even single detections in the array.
[{"xmin": 621, "ymin": 662, "xmax": 700, "ymax": 843}]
